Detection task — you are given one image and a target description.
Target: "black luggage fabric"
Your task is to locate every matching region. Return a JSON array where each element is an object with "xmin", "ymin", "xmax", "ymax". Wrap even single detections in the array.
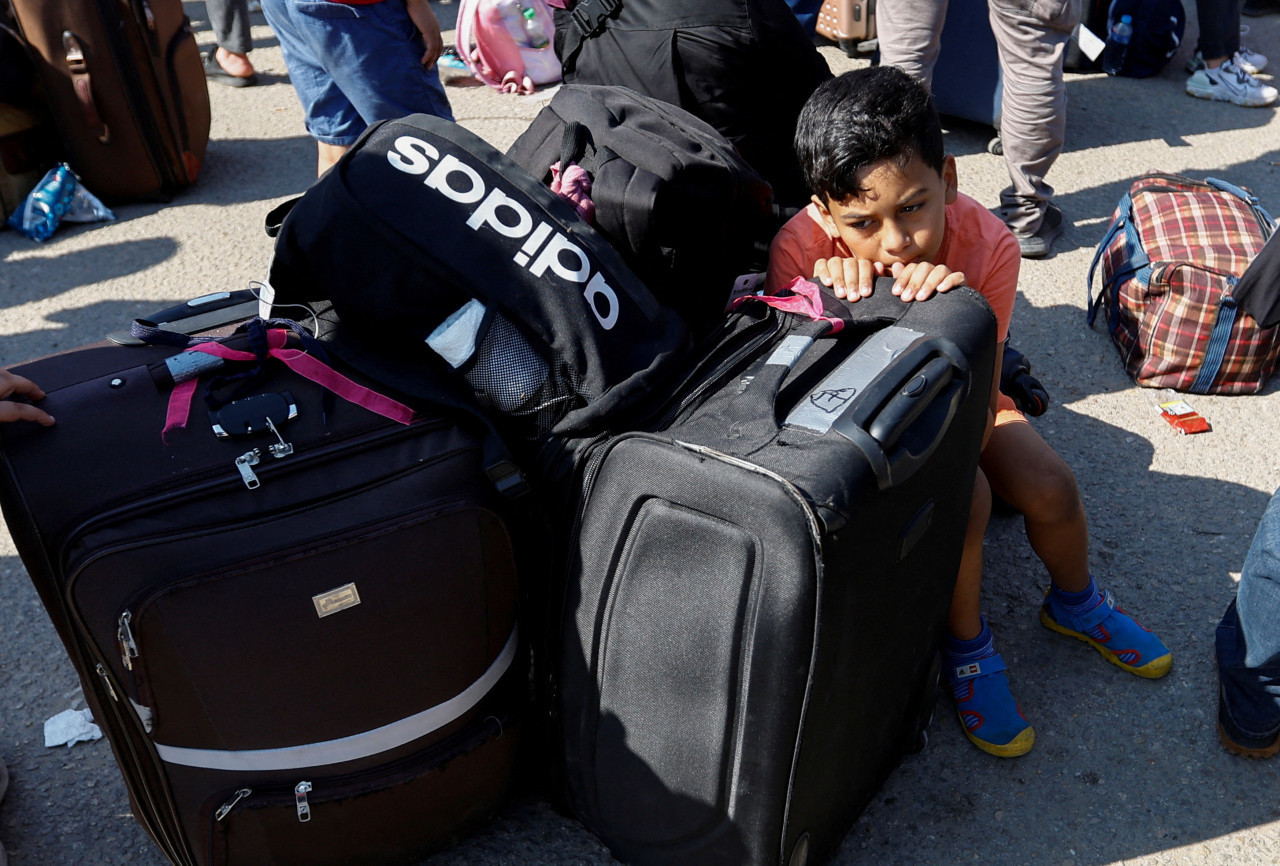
[
  {"xmin": 506, "ymin": 83, "xmax": 776, "ymax": 337},
  {"xmin": 550, "ymin": 0, "xmax": 832, "ymax": 209},
  {"xmin": 0, "ymin": 321, "xmax": 524, "ymax": 866},
  {"xmin": 555, "ymin": 281, "xmax": 998, "ymax": 865},
  {"xmin": 6, "ymin": 0, "xmax": 210, "ymax": 200},
  {"xmin": 266, "ymin": 112, "xmax": 691, "ymax": 442}
]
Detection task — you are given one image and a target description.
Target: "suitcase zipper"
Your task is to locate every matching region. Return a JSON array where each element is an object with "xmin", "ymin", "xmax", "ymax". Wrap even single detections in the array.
[
  {"xmin": 56, "ymin": 416, "xmax": 452, "ymax": 568},
  {"xmin": 208, "ymin": 712, "xmax": 509, "ymax": 825}
]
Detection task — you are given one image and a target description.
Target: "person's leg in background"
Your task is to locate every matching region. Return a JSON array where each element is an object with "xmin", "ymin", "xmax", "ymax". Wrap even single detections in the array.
[
  {"xmin": 876, "ymin": 0, "xmax": 949, "ymax": 88},
  {"xmin": 1217, "ymin": 487, "xmax": 1280, "ymax": 757},
  {"xmin": 1186, "ymin": 0, "xmax": 1276, "ymax": 106},
  {"xmin": 205, "ymin": 0, "xmax": 257, "ymax": 85},
  {"xmin": 986, "ymin": 0, "xmax": 1078, "ymax": 258}
]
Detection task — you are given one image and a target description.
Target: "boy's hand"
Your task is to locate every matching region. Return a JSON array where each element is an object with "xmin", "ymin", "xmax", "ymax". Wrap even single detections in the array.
[
  {"xmin": 811, "ymin": 256, "xmax": 888, "ymax": 301},
  {"xmin": 889, "ymin": 261, "xmax": 966, "ymax": 302},
  {"xmin": 0, "ymin": 370, "xmax": 55, "ymax": 426}
]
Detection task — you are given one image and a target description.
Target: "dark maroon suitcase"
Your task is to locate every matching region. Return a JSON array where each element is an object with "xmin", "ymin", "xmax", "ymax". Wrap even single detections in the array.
[
  {"xmin": 7, "ymin": 0, "xmax": 210, "ymax": 200},
  {"xmin": 0, "ymin": 320, "xmax": 524, "ymax": 865}
]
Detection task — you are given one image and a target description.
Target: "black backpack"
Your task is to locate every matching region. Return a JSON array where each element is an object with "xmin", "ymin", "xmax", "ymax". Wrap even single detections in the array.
[
  {"xmin": 266, "ymin": 113, "xmax": 692, "ymax": 443},
  {"xmin": 1103, "ymin": 0, "xmax": 1186, "ymax": 78},
  {"xmin": 506, "ymin": 84, "xmax": 777, "ymax": 336},
  {"xmin": 549, "ymin": 0, "xmax": 832, "ymax": 209}
]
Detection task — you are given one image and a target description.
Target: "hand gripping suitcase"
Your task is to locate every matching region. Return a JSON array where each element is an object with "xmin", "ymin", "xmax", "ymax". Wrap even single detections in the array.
[
  {"xmin": 0, "ymin": 316, "xmax": 524, "ymax": 866},
  {"xmin": 6, "ymin": 0, "xmax": 210, "ymax": 200},
  {"xmin": 555, "ymin": 279, "xmax": 997, "ymax": 866}
]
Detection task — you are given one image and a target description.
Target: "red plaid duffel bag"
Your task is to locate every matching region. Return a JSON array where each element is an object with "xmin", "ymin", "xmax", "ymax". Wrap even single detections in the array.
[{"xmin": 1087, "ymin": 173, "xmax": 1280, "ymax": 394}]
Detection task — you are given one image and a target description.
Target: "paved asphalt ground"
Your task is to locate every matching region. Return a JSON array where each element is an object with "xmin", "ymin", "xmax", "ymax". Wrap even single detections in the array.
[{"xmin": 2, "ymin": 3, "xmax": 1280, "ymax": 864}]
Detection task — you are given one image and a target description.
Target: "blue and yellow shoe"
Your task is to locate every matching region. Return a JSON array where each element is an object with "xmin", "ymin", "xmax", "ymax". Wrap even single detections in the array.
[
  {"xmin": 947, "ymin": 652, "xmax": 1035, "ymax": 758},
  {"xmin": 1041, "ymin": 588, "xmax": 1172, "ymax": 679}
]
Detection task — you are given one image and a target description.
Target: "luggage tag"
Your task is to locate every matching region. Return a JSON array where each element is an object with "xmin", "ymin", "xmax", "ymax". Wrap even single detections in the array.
[{"xmin": 1158, "ymin": 399, "xmax": 1211, "ymax": 435}]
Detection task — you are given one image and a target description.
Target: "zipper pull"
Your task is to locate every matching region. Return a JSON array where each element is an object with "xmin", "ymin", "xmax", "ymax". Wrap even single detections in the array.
[
  {"xmin": 95, "ymin": 663, "xmax": 119, "ymax": 702},
  {"xmin": 294, "ymin": 781, "xmax": 312, "ymax": 823},
  {"xmin": 235, "ymin": 450, "xmax": 261, "ymax": 490},
  {"xmin": 117, "ymin": 611, "xmax": 139, "ymax": 670},
  {"xmin": 215, "ymin": 788, "xmax": 252, "ymax": 821}
]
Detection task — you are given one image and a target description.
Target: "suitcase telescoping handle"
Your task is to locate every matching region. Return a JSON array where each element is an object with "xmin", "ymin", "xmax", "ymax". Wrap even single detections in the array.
[{"xmin": 828, "ymin": 336, "xmax": 971, "ymax": 490}]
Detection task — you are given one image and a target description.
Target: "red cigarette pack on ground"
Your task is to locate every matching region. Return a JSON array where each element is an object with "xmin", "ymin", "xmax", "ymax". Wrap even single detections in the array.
[{"xmin": 1159, "ymin": 400, "xmax": 1211, "ymax": 434}]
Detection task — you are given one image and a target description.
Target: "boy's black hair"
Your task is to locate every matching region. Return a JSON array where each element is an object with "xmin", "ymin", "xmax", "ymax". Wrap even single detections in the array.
[{"xmin": 794, "ymin": 65, "xmax": 945, "ymax": 204}]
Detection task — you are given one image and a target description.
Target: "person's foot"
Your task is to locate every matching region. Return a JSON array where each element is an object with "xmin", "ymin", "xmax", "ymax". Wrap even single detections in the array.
[
  {"xmin": 204, "ymin": 48, "xmax": 257, "ymax": 87},
  {"xmin": 1011, "ymin": 203, "xmax": 1063, "ymax": 259},
  {"xmin": 1041, "ymin": 585, "xmax": 1173, "ymax": 678},
  {"xmin": 947, "ymin": 651, "xmax": 1035, "ymax": 757},
  {"xmin": 1185, "ymin": 60, "xmax": 1277, "ymax": 107},
  {"xmin": 1218, "ymin": 691, "xmax": 1280, "ymax": 758}
]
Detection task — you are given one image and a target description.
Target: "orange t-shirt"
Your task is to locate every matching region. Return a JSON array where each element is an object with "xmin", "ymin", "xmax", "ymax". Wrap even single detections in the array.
[{"xmin": 765, "ymin": 191, "xmax": 1019, "ymax": 344}]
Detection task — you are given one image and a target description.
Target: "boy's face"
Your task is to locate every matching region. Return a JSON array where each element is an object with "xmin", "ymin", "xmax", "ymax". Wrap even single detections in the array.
[{"xmin": 814, "ymin": 153, "xmax": 958, "ymax": 268}]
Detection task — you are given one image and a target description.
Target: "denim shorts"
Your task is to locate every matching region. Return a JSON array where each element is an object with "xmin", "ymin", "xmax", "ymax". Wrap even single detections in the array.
[{"xmin": 261, "ymin": 0, "xmax": 453, "ymax": 146}]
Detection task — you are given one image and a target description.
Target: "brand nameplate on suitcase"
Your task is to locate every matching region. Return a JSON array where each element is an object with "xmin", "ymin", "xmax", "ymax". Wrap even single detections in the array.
[
  {"xmin": 785, "ymin": 326, "xmax": 924, "ymax": 434},
  {"xmin": 313, "ymin": 583, "xmax": 362, "ymax": 617}
]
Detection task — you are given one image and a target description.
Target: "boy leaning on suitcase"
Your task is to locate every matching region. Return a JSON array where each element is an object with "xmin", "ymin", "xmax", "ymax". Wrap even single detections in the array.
[{"xmin": 767, "ymin": 66, "xmax": 1172, "ymax": 758}]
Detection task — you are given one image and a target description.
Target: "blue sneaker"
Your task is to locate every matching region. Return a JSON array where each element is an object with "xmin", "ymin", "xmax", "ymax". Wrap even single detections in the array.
[
  {"xmin": 947, "ymin": 653, "xmax": 1035, "ymax": 758},
  {"xmin": 1041, "ymin": 588, "xmax": 1172, "ymax": 679}
]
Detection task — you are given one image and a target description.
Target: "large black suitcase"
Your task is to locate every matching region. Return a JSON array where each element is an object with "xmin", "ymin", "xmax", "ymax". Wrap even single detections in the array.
[
  {"xmin": 555, "ymin": 282, "xmax": 997, "ymax": 865},
  {"xmin": 0, "ymin": 318, "xmax": 524, "ymax": 865},
  {"xmin": 6, "ymin": 0, "xmax": 210, "ymax": 200}
]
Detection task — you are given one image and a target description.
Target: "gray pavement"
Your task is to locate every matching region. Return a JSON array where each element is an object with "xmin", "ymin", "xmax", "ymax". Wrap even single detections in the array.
[{"xmin": 2, "ymin": 2, "xmax": 1280, "ymax": 864}]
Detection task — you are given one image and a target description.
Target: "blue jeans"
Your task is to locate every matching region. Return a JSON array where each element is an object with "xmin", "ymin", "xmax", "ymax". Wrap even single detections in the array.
[
  {"xmin": 1217, "ymin": 485, "xmax": 1280, "ymax": 742},
  {"xmin": 261, "ymin": 0, "xmax": 452, "ymax": 146}
]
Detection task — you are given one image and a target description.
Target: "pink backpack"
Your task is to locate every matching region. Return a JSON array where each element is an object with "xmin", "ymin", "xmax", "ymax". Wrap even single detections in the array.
[{"xmin": 455, "ymin": 0, "xmax": 561, "ymax": 94}]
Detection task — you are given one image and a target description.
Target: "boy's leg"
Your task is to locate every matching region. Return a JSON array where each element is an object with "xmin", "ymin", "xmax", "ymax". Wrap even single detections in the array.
[
  {"xmin": 949, "ymin": 468, "xmax": 991, "ymax": 641},
  {"xmin": 942, "ymin": 469, "xmax": 1034, "ymax": 758},
  {"xmin": 982, "ymin": 413, "xmax": 1171, "ymax": 678},
  {"xmin": 1218, "ymin": 487, "xmax": 1280, "ymax": 756},
  {"xmin": 980, "ymin": 416, "xmax": 1089, "ymax": 592}
]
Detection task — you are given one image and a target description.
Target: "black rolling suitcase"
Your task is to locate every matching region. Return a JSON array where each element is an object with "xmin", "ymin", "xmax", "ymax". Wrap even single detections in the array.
[
  {"xmin": 0, "ymin": 316, "xmax": 524, "ymax": 865},
  {"xmin": 6, "ymin": 0, "xmax": 210, "ymax": 200},
  {"xmin": 555, "ymin": 280, "xmax": 998, "ymax": 866}
]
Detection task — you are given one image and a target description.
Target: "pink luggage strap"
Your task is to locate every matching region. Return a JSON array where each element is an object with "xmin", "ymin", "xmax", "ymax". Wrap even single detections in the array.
[
  {"xmin": 730, "ymin": 276, "xmax": 846, "ymax": 333},
  {"xmin": 163, "ymin": 328, "xmax": 415, "ymax": 437}
]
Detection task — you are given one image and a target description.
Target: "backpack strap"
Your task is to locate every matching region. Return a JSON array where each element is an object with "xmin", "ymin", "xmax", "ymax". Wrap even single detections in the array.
[{"xmin": 557, "ymin": 0, "xmax": 621, "ymax": 72}]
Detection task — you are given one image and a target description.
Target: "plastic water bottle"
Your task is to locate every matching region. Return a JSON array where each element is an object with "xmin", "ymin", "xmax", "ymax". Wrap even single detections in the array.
[
  {"xmin": 520, "ymin": 4, "xmax": 548, "ymax": 49},
  {"xmin": 1101, "ymin": 14, "xmax": 1133, "ymax": 76}
]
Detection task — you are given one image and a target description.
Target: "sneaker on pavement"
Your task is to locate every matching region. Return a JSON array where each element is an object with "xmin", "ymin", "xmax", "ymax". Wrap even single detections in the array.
[
  {"xmin": 1237, "ymin": 25, "xmax": 1269, "ymax": 73},
  {"xmin": 947, "ymin": 652, "xmax": 1035, "ymax": 758},
  {"xmin": 1186, "ymin": 47, "xmax": 1266, "ymax": 76},
  {"xmin": 1041, "ymin": 587, "xmax": 1173, "ymax": 678},
  {"xmin": 1186, "ymin": 60, "xmax": 1278, "ymax": 107},
  {"xmin": 1012, "ymin": 203, "xmax": 1063, "ymax": 259}
]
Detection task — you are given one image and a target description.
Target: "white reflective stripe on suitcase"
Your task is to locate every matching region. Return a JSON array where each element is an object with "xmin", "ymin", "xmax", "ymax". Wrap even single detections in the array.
[{"xmin": 152, "ymin": 627, "xmax": 518, "ymax": 772}]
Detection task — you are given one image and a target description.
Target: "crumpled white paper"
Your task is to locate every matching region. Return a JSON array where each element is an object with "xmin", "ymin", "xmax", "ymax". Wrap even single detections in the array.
[{"xmin": 44, "ymin": 707, "xmax": 102, "ymax": 748}]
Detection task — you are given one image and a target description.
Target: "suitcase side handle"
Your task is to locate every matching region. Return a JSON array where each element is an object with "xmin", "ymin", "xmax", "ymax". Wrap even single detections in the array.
[
  {"xmin": 830, "ymin": 336, "xmax": 971, "ymax": 490},
  {"xmin": 62, "ymin": 31, "xmax": 110, "ymax": 144}
]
